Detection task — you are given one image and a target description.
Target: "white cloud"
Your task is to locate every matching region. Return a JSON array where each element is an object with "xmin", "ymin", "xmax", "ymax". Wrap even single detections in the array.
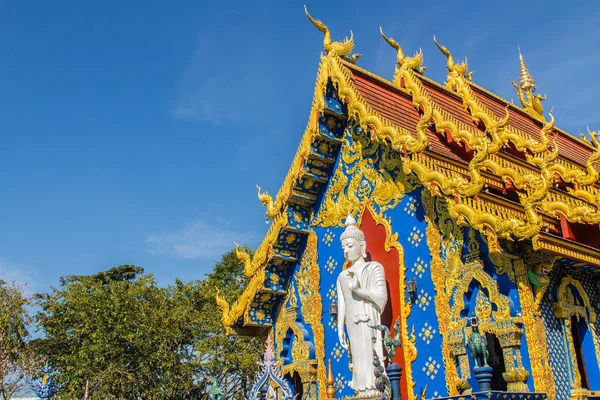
[
  {"xmin": 146, "ymin": 218, "xmax": 260, "ymax": 260},
  {"xmin": 0, "ymin": 260, "xmax": 39, "ymax": 294}
]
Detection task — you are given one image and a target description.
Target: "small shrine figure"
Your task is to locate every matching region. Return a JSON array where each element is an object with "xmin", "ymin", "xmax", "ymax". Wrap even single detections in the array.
[
  {"xmin": 247, "ymin": 335, "xmax": 294, "ymax": 400},
  {"xmin": 28, "ymin": 364, "xmax": 63, "ymax": 400},
  {"xmin": 336, "ymin": 213, "xmax": 388, "ymax": 397},
  {"xmin": 467, "ymin": 316, "xmax": 489, "ymax": 368}
]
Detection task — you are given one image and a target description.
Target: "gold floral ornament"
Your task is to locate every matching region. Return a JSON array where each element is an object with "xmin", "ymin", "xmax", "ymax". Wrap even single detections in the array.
[
  {"xmin": 433, "ymin": 36, "xmax": 472, "ymax": 80},
  {"xmin": 511, "ymin": 47, "xmax": 547, "ymax": 122},
  {"xmin": 304, "ymin": 6, "xmax": 361, "ymax": 63},
  {"xmin": 380, "ymin": 28, "xmax": 426, "ymax": 74}
]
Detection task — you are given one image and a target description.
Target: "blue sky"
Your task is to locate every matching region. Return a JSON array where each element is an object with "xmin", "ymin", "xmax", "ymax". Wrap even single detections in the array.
[{"xmin": 0, "ymin": 1, "xmax": 599, "ymax": 294}]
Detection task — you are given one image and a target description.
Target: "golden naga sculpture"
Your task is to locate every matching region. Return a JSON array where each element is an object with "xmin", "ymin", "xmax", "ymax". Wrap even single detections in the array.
[
  {"xmin": 435, "ymin": 41, "xmax": 553, "ymax": 156},
  {"xmin": 433, "ymin": 36, "xmax": 472, "ymax": 80},
  {"xmin": 233, "ymin": 241, "xmax": 252, "ymax": 275},
  {"xmin": 511, "ymin": 47, "xmax": 546, "ymax": 121},
  {"xmin": 449, "ymin": 143, "xmax": 558, "ymax": 240},
  {"xmin": 506, "ymin": 142, "xmax": 558, "ymax": 237},
  {"xmin": 547, "ymin": 127, "xmax": 600, "ymax": 188},
  {"xmin": 380, "ymin": 27, "xmax": 426, "ymax": 74},
  {"xmin": 215, "ymin": 287, "xmax": 231, "ymax": 323},
  {"xmin": 256, "ymin": 185, "xmax": 279, "ymax": 219},
  {"xmin": 304, "ymin": 6, "xmax": 360, "ymax": 62}
]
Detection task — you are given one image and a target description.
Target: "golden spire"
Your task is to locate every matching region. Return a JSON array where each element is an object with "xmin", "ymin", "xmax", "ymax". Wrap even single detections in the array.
[
  {"xmin": 518, "ymin": 46, "xmax": 536, "ymax": 92},
  {"xmin": 511, "ymin": 46, "xmax": 547, "ymax": 121}
]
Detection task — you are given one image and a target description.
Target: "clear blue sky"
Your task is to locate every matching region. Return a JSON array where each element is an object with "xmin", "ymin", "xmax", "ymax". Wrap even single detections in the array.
[{"xmin": 1, "ymin": 1, "xmax": 599, "ymax": 294}]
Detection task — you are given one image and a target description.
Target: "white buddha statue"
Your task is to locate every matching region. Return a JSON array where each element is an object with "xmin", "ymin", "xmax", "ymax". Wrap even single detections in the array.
[{"xmin": 336, "ymin": 213, "xmax": 388, "ymax": 397}]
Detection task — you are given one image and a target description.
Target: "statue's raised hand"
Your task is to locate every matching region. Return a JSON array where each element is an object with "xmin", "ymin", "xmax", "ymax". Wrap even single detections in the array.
[{"xmin": 347, "ymin": 271, "xmax": 360, "ymax": 291}]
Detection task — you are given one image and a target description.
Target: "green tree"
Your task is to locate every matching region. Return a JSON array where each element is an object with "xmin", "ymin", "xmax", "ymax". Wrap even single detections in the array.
[
  {"xmin": 0, "ymin": 280, "xmax": 36, "ymax": 399},
  {"xmin": 34, "ymin": 250, "xmax": 263, "ymax": 399},
  {"xmin": 198, "ymin": 247, "xmax": 264, "ymax": 398}
]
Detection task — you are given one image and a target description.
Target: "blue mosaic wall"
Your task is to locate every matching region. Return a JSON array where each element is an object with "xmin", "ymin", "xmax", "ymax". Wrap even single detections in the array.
[
  {"xmin": 388, "ymin": 190, "xmax": 447, "ymax": 399},
  {"xmin": 314, "ymin": 224, "xmax": 348, "ymax": 397},
  {"xmin": 541, "ymin": 266, "xmax": 600, "ymax": 399}
]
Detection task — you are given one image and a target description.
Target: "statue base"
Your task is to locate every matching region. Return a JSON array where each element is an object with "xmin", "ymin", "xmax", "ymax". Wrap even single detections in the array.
[
  {"xmin": 342, "ymin": 394, "xmax": 382, "ymax": 400},
  {"xmin": 430, "ymin": 391, "xmax": 547, "ymax": 400},
  {"xmin": 473, "ymin": 366, "xmax": 493, "ymax": 392}
]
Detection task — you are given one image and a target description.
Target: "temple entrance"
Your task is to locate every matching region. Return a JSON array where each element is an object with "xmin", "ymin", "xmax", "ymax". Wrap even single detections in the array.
[
  {"xmin": 485, "ymin": 333, "xmax": 507, "ymax": 391},
  {"xmin": 284, "ymin": 372, "xmax": 304, "ymax": 399},
  {"xmin": 553, "ymin": 276, "xmax": 599, "ymax": 391},
  {"xmin": 570, "ymin": 315, "xmax": 590, "ymax": 390}
]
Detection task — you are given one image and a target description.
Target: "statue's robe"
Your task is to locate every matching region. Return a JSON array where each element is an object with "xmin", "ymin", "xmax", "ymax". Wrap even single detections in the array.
[{"xmin": 336, "ymin": 261, "xmax": 388, "ymax": 394}]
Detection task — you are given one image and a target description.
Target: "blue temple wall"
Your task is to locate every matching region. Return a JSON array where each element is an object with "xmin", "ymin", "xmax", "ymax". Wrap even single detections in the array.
[
  {"xmin": 314, "ymin": 223, "xmax": 347, "ymax": 397},
  {"xmin": 540, "ymin": 266, "xmax": 600, "ymax": 400},
  {"xmin": 388, "ymin": 190, "xmax": 447, "ymax": 399},
  {"xmin": 476, "ymin": 235, "xmax": 533, "ymax": 392}
]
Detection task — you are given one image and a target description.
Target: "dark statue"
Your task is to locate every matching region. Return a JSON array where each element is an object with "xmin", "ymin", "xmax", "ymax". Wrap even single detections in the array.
[
  {"xmin": 373, "ymin": 350, "xmax": 392, "ymax": 400},
  {"xmin": 467, "ymin": 317, "xmax": 489, "ymax": 368}
]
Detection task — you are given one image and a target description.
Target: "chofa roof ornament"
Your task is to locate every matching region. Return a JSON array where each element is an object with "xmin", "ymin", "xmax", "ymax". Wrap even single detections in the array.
[
  {"xmin": 304, "ymin": 6, "xmax": 361, "ymax": 63},
  {"xmin": 380, "ymin": 27, "xmax": 426, "ymax": 74}
]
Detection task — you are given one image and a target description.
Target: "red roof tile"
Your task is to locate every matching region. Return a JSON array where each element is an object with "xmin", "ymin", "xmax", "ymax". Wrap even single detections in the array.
[
  {"xmin": 346, "ymin": 64, "xmax": 597, "ymax": 175},
  {"xmin": 350, "ymin": 68, "xmax": 469, "ymax": 164},
  {"xmin": 420, "ymin": 78, "xmax": 481, "ymax": 131},
  {"xmin": 470, "ymin": 84, "xmax": 596, "ymax": 169}
]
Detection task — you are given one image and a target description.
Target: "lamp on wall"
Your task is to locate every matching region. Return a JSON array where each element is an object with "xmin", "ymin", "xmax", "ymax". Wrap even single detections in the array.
[
  {"xmin": 407, "ymin": 278, "xmax": 417, "ymax": 300},
  {"xmin": 329, "ymin": 303, "xmax": 337, "ymax": 317}
]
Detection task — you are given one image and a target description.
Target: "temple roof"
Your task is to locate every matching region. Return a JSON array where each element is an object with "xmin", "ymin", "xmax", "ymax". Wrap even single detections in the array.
[{"xmin": 217, "ymin": 14, "xmax": 600, "ymax": 332}]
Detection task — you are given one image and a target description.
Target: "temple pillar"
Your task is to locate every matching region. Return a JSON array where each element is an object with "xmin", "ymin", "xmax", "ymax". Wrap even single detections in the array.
[
  {"xmin": 513, "ymin": 258, "xmax": 555, "ymax": 397},
  {"xmin": 498, "ymin": 327, "xmax": 529, "ymax": 392}
]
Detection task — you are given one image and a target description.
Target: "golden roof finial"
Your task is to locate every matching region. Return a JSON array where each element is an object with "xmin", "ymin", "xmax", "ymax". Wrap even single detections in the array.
[
  {"xmin": 380, "ymin": 27, "xmax": 426, "ymax": 75},
  {"xmin": 511, "ymin": 46, "xmax": 547, "ymax": 121},
  {"xmin": 518, "ymin": 45, "xmax": 536, "ymax": 92},
  {"xmin": 305, "ymin": 6, "xmax": 357, "ymax": 61},
  {"xmin": 433, "ymin": 36, "xmax": 472, "ymax": 80}
]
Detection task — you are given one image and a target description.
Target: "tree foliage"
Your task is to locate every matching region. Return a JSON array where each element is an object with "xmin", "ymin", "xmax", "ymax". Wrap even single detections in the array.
[
  {"xmin": 34, "ymin": 249, "xmax": 263, "ymax": 399},
  {"xmin": 197, "ymin": 247, "xmax": 264, "ymax": 398},
  {"xmin": 0, "ymin": 280, "xmax": 36, "ymax": 399}
]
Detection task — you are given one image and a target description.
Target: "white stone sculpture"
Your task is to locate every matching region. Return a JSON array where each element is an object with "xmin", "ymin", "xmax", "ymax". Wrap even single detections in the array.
[{"xmin": 336, "ymin": 213, "xmax": 388, "ymax": 397}]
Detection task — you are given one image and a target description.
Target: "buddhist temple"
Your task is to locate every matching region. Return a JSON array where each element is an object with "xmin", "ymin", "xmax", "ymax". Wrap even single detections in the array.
[{"xmin": 217, "ymin": 8, "xmax": 600, "ymax": 400}]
